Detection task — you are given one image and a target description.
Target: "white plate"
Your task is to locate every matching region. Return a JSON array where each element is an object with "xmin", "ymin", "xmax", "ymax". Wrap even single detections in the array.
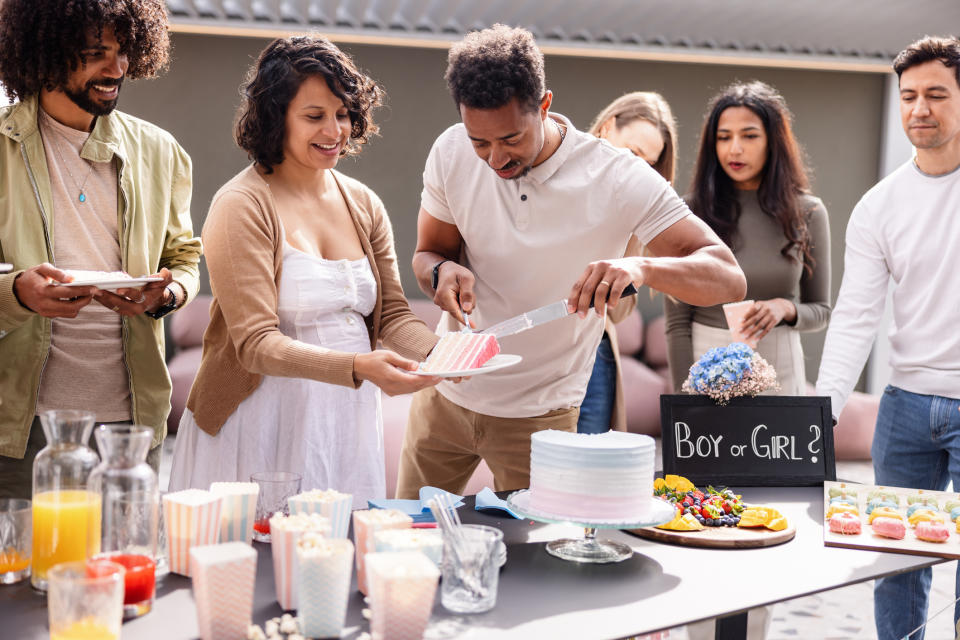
[
  {"xmin": 411, "ymin": 353, "xmax": 522, "ymax": 378},
  {"xmin": 57, "ymin": 276, "xmax": 163, "ymax": 290}
]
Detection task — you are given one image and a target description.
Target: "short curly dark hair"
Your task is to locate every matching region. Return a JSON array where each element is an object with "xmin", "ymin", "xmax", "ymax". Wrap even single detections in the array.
[
  {"xmin": 235, "ymin": 36, "xmax": 383, "ymax": 173},
  {"xmin": 445, "ymin": 24, "xmax": 546, "ymax": 112},
  {"xmin": 0, "ymin": 0, "xmax": 170, "ymax": 101}
]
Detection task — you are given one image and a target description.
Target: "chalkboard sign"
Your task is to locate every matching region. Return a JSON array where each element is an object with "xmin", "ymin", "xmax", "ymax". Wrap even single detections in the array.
[{"xmin": 660, "ymin": 395, "xmax": 835, "ymax": 487}]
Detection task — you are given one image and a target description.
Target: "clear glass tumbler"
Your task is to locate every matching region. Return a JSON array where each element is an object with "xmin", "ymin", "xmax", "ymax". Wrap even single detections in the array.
[
  {"xmin": 0, "ymin": 498, "xmax": 31, "ymax": 584},
  {"xmin": 440, "ymin": 524, "xmax": 503, "ymax": 614},
  {"xmin": 47, "ymin": 559, "xmax": 124, "ymax": 640},
  {"xmin": 32, "ymin": 409, "xmax": 101, "ymax": 591},
  {"xmin": 250, "ymin": 471, "xmax": 302, "ymax": 543},
  {"xmin": 88, "ymin": 425, "xmax": 159, "ymax": 619}
]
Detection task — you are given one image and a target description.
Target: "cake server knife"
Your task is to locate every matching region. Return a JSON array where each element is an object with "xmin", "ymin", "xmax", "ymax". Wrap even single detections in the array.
[{"xmin": 480, "ymin": 283, "xmax": 637, "ymax": 339}]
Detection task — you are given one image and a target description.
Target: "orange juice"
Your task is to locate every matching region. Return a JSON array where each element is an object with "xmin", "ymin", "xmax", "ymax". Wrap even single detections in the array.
[
  {"xmin": 0, "ymin": 547, "xmax": 30, "ymax": 572},
  {"xmin": 32, "ymin": 490, "xmax": 101, "ymax": 584},
  {"xmin": 50, "ymin": 618, "xmax": 116, "ymax": 640}
]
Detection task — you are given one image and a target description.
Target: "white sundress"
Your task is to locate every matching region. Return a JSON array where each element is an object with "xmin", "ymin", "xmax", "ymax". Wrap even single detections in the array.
[{"xmin": 169, "ymin": 242, "xmax": 384, "ymax": 505}]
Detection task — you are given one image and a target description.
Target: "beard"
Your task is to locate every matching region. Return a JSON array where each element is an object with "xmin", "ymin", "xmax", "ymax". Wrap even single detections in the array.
[{"xmin": 64, "ymin": 77, "xmax": 123, "ymax": 116}]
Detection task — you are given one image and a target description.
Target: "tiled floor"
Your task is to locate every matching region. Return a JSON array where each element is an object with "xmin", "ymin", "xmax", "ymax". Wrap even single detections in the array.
[{"xmin": 159, "ymin": 437, "xmax": 959, "ymax": 639}]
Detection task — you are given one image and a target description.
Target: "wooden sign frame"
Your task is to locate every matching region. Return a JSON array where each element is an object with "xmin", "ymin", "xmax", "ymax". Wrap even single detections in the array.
[{"xmin": 660, "ymin": 394, "xmax": 835, "ymax": 487}]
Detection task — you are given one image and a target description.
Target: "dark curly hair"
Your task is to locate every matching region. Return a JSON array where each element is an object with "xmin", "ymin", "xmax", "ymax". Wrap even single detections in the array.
[
  {"xmin": 894, "ymin": 35, "xmax": 960, "ymax": 88},
  {"xmin": 688, "ymin": 81, "xmax": 816, "ymax": 276},
  {"xmin": 0, "ymin": 0, "xmax": 170, "ymax": 101},
  {"xmin": 235, "ymin": 36, "xmax": 383, "ymax": 173},
  {"xmin": 445, "ymin": 24, "xmax": 545, "ymax": 112}
]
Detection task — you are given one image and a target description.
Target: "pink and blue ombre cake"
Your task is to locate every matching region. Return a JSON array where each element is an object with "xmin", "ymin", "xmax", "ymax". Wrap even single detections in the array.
[{"xmin": 528, "ymin": 430, "xmax": 655, "ymax": 521}]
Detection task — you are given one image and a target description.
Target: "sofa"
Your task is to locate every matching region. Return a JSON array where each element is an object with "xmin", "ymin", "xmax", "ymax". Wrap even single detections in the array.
[{"xmin": 167, "ymin": 297, "xmax": 879, "ymax": 497}]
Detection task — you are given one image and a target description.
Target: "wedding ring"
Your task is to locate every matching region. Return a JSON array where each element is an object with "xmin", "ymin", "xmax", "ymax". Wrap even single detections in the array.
[
  {"xmin": 111, "ymin": 306, "xmax": 119, "ymax": 312},
  {"xmin": 598, "ymin": 281, "xmax": 611, "ymax": 287},
  {"xmin": 135, "ymin": 294, "xmax": 146, "ymax": 304}
]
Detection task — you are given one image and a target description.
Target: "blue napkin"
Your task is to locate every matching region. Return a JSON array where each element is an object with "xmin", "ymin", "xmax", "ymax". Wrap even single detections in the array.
[
  {"xmin": 474, "ymin": 487, "xmax": 521, "ymax": 519},
  {"xmin": 368, "ymin": 486, "xmax": 464, "ymax": 523}
]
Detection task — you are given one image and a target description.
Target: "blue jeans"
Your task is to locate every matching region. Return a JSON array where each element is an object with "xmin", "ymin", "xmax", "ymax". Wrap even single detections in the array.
[
  {"xmin": 577, "ymin": 334, "xmax": 617, "ymax": 434},
  {"xmin": 871, "ymin": 385, "xmax": 960, "ymax": 640}
]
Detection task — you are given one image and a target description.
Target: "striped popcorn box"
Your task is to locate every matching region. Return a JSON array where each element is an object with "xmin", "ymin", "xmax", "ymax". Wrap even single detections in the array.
[
  {"xmin": 352, "ymin": 509, "xmax": 413, "ymax": 596},
  {"xmin": 373, "ymin": 528, "xmax": 443, "ymax": 568},
  {"xmin": 295, "ymin": 532, "xmax": 354, "ymax": 639},
  {"xmin": 365, "ymin": 551, "xmax": 439, "ymax": 640},
  {"xmin": 288, "ymin": 489, "xmax": 353, "ymax": 539},
  {"xmin": 270, "ymin": 512, "xmax": 331, "ymax": 610},
  {"xmin": 209, "ymin": 482, "xmax": 259, "ymax": 544},
  {"xmin": 163, "ymin": 490, "xmax": 222, "ymax": 577},
  {"xmin": 190, "ymin": 542, "xmax": 257, "ymax": 640}
]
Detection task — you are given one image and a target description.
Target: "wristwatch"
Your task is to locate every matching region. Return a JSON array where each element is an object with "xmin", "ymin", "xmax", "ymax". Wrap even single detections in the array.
[
  {"xmin": 431, "ymin": 259, "xmax": 451, "ymax": 291},
  {"xmin": 145, "ymin": 284, "xmax": 181, "ymax": 319}
]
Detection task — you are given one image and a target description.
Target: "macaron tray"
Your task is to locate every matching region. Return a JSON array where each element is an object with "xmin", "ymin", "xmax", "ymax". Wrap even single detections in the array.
[{"xmin": 823, "ymin": 481, "xmax": 960, "ymax": 559}]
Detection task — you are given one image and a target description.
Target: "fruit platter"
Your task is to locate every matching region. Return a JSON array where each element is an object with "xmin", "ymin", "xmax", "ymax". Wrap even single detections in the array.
[
  {"xmin": 823, "ymin": 481, "xmax": 960, "ymax": 559},
  {"xmin": 628, "ymin": 475, "xmax": 796, "ymax": 548}
]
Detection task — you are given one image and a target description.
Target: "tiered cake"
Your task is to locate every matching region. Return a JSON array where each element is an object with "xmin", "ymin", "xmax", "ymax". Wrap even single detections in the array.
[
  {"xmin": 529, "ymin": 430, "xmax": 655, "ymax": 521},
  {"xmin": 420, "ymin": 332, "xmax": 499, "ymax": 373}
]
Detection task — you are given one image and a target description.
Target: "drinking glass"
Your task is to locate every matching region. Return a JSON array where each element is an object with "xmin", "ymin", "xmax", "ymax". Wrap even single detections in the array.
[
  {"xmin": 0, "ymin": 498, "xmax": 31, "ymax": 584},
  {"xmin": 47, "ymin": 559, "xmax": 124, "ymax": 640},
  {"xmin": 440, "ymin": 524, "xmax": 503, "ymax": 613},
  {"xmin": 250, "ymin": 472, "xmax": 301, "ymax": 543}
]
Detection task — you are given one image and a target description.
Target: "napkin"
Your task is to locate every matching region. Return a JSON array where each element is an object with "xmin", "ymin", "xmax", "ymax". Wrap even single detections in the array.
[
  {"xmin": 474, "ymin": 487, "xmax": 521, "ymax": 519},
  {"xmin": 367, "ymin": 486, "xmax": 464, "ymax": 523}
]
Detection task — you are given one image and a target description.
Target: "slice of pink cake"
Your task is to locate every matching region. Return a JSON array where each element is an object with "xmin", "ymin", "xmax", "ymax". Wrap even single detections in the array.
[{"xmin": 421, "ymin": 332, "xmax": 499, "ymax": 373}]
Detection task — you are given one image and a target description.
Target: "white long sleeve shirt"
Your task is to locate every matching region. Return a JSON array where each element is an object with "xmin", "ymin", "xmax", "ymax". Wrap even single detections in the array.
[{"xmin": 816, "ymin": 159, "xmax": 960, "ymax": 415}]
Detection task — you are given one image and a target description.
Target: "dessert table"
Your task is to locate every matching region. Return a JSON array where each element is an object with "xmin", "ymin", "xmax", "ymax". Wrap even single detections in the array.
[{"xmin": 1, "ymin": 486, "xmax": 948, "ymax": 640}]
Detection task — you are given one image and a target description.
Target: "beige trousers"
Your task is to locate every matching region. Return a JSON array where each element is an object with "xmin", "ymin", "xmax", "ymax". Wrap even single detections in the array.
[
  {"xmin": 692, "ymin": 322, "xmax": 807, "ymax": 395},
  {"xmin": 395, "ymin": 386, "xmax": 579, "ymax": 499}
]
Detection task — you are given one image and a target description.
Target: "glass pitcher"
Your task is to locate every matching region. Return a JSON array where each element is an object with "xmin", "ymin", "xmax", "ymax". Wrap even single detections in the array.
[
  {"xmin": 31, "ymin": 409, "xmax": 101, "ymax": 591},
  {"xmin": 88, "ymin": 424, "xmax": 159, "ymax": 619}
]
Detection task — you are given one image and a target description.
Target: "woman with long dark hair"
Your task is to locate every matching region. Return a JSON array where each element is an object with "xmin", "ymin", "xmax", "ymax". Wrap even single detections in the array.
[{"xmin": 665, "ymin": 81, "xmax": 831, "ymax": 396}]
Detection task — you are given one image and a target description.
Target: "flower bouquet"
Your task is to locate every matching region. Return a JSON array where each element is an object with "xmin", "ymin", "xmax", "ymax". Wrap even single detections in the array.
[{"xmin": 681, "ymin": 342, "xmax": 779, "ymax": 404}]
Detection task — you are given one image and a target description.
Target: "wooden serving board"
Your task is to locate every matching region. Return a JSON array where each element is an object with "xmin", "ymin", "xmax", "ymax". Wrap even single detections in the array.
[{"xmin": 627, "ymin": 523, "xmax": 796, "ymax": 549}]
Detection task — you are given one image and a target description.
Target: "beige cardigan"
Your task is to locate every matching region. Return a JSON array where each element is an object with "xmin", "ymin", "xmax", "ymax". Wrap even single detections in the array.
[{"xmin": 187, "ymin": 165, "xmax": 439, "ymax": 435}]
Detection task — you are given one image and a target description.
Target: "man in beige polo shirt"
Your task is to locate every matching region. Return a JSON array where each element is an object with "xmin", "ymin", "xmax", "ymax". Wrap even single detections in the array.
[
  {"xmin": 0, "ymin": 0, "xmax": 202, "ymax": 498},
  {"xmin": 395, "ymin": 25, "xmax": 747, "ymax": 498}
]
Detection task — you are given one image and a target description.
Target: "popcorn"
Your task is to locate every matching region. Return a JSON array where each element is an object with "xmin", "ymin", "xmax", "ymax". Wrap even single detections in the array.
[{"xmin": 681, "ymin": 342, "xmax": 779, "ymax": 404}]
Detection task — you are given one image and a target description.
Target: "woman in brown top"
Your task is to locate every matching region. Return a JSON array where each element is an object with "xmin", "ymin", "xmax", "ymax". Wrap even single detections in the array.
[
  {"xmin": 665, "ymin": 81, "xmax": 831, "ymax": 397},
  {"xmin": 579, "ymin": 92, "xmax": 679, "ymax": 433},
  {"xmin": 169, "ymin": 37, "xmax": 440, "ymax": 503}
]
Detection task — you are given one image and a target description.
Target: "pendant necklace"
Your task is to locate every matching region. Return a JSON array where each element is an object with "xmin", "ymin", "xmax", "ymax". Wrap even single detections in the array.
[{"xmin": 52, "ymin": 138, "xmax": 95, "ymax": 203}]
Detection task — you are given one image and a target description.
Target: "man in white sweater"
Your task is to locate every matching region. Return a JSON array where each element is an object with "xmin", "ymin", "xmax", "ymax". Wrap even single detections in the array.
[{"xmin": 816, "ymin": 36, "xmax": 960, "ymax": 640}]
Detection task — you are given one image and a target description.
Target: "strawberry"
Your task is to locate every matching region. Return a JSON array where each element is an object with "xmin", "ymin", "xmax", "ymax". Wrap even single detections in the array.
[{"xmin": 723, "ymin": 502, "xmax": 732, "ymax": 514}]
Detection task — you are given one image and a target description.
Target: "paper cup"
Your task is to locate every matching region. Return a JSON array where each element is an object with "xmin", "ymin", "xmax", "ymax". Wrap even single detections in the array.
[
  {"xmin": 722, "ymin": 300, "xmax": 757, "ymax": 348},
  {"xmin": 288, "ymin": 489, "xmax": 353, "ymax": 539},
  {"xmin": 352, "ymin": 509, "xmax": 413, "ymax": 595},
  {"xmin": 365, "ymin": 551, "xmax": 439, "ymax": 640},
  {"xmin": 295, "ymin": 532, "xmax": 354, "ymax": 638},
  {"xmin": 269, "ymin": 512, "xmax": 331, "ymax": 610},
  {"xmin": 190, "ymin": 542, "xmax": 257, "ymax": 640},
  {"xmin": 209, "ymin": 482, "xmax": 259, "ymax": 544},
  {"xmin": 162, "ymin": 490, "xmax": 222, "ymax": 577},
  {"xmin": 373, "ymin": 528, "xmax": 443, "ymax": 568}
]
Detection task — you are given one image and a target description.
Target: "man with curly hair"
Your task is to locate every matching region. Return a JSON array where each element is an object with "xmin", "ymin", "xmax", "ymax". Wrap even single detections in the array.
[
  {"xmin": 396, "ymin": 25, "xmax": 746, "ymax": 498},
  {"xmin": 0, "ymin": 0, "xmax": 202, "ymax": 497}
]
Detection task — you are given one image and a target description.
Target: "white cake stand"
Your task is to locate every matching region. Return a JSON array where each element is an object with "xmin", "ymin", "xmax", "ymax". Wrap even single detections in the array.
[{"xmin": 507, "ymin": 489, "xmax": 675, "ymax": 564}]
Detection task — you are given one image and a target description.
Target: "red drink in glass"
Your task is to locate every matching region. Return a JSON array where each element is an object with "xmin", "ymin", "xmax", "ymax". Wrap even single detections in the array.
[{"xmin": 96, "ymin": 553, "xmax": 155, "ymax": 618}]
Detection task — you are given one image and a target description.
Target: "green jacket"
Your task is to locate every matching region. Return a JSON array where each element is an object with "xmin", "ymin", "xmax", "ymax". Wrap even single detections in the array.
[{"xmin": 0, "ymin": 95, "xmax": 202, "ymax": 458}]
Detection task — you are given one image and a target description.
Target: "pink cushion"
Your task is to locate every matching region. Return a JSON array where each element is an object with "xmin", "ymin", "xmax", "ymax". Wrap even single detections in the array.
[
  {"xmin": 380, "ymin": 391, "xmax": 494, "ymax": 499},
  {"xmin": 622, "ymin": 359, "xmax": 669, "ymax": 437},
  {"xmin": 614, "ymin": 311, "xmax": 644, "ymax": 357},
  {"xmin": 166, "ymin": 347, "xmax": 203, "ymax": 433},
  {"xmin": 643, "ymin": 315, "xmax": 669, "ymax": 368},
  {"xmin": 170, "ymin": 294, "xmax": 213, "ymax": 350}
]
